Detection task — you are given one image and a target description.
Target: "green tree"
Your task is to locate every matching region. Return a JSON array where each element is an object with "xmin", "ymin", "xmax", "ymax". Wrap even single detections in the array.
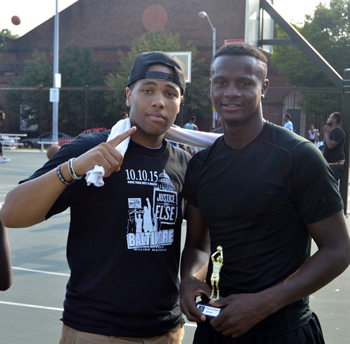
[
  {"xmin": 12, "ymin": 50, "xmax": 52, "ymax": 87},
  {"xmin": 60, "ymin": 45, "xmax": 104, "ymax": 87},
  {"xmin": 271, "ymin": 0, "xmax": 350, "ymax": 87},
  {"xmin": 10, "ymin": 45, "xmax": 103, "ymax": 88},
  {"xmin": 58, "ymin": 45, "xmax": 104, "ymax": 131},
  {"xmin": 0, "ymin": 29, "xmax": 18, "ymax": 50},
  {"xmin": 105, "ymin": 30, "xmax": 210, "ymax": 124},
  {"xmin": 4, "ymin": 50, "xmax": 52, "ymax": 130},
  {"xmin": 6, "ymin": 45, "xmax": 104, "ymax": 132}
]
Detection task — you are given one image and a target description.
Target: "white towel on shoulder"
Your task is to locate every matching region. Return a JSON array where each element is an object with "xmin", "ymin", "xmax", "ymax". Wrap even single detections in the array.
[
  {"xmin": 85, "ymin": 118, "xmax": 222, "ymax": 187},
  {"xmin": 165, "ymin": 125, "xmax": 221, "ymax": 148}
]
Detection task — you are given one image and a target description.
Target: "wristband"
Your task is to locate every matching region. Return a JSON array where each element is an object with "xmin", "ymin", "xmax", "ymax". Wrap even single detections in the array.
[
  {"xmin": 56, "ymin": 164, "xmax": 74, "ymax": 186},
  {"xmin": 68, "ymin": 158, "xmax": 83, "ymax": 180}
]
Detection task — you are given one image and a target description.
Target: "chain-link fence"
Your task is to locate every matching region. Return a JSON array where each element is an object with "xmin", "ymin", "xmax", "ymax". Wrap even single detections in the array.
[
  {"xmin": 262, "ymin": 87, "xmax": 342, "ymax": 138},
  {"xmin": 0, "ymin": 86, "xmax": 343, "ymax": 140}
]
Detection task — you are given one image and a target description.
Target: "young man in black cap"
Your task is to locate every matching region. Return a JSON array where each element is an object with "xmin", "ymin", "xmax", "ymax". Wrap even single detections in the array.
[{"xmin": 0, "ymin": 52, "xmax": 190, "ymax": 343}]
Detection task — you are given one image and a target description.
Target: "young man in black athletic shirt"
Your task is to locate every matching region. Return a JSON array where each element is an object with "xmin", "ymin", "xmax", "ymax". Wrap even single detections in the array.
[
  {"xmin": 0, "ymin": 52, "xmax": 190, "ymax": 343},
  {"xmin": 180, "ymin": 43, "xmax": 350, "ymax": 343}
]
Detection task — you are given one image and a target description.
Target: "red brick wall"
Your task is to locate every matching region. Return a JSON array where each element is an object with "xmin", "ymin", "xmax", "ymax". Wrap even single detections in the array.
[{"xmin": 0, "ymin": 0, "xmax": 289, "ymax": 86}]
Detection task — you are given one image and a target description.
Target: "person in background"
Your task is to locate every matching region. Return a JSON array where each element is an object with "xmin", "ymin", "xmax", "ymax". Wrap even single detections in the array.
[
  {"xmin": 184, "ymin": 116, "xmax": 198, "ymax": 131},
  {"xmin": 184, "ymin": 116, "xmax": 199, "ymax": 155},
  {"xmin": 121, "ymin": 112, "xmax": 128, "ymax": 120},
  {"xmin": 323, "ymin": 112, "xmax": 346, "ymax": 183},
  {"xmin": 47, "ymin": 145, "xmax": 61, "ymax": 160},
  {"xmin": 283, "ymin": 113, "xmax": 293, "ymax": 131},
  {"xmin": 0, "ymin": 134, "xmax": 10, "ymax": 163},
  {"xmin": 308, "ymin": 124, "xmax": 319, "ymax": 143},
  {"xmin": 180, "ymin": 42, "xmax": 350, "ymax": 344},
  {"xmin": 214, "ymin": 117, "xmax": 223, "ymax": 134}
]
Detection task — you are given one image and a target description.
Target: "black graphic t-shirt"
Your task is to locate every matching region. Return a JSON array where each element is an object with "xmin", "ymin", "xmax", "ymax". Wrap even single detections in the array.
[
  {"xmin": 21, "ymin": 131, "xmax": 191, "ymax": 337},
  {"xmin": 184, "ymin": 122, "xmax": 343, "ymax": 337}
]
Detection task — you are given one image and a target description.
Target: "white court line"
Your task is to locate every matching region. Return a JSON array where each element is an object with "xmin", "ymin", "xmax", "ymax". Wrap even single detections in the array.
[
  {"xmin": 12, "ymin": 267, "xmax": 70, "ymax": 276},
  {"xmin": 0, "ymin": 301, "xmax": 63, "ymax": 311},
  {"xmin": 9, "ymin": 269, "xmax": 197, "ymax": 328},
  {"xmin": 0, "ymin": 301, "xmax": 197, "ymax": 328}
]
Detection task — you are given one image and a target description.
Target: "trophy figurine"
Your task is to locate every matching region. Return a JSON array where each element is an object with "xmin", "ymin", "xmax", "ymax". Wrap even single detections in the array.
[
  {"xmin": 209, "ymin": 246, "xmax": 223, "ymax": 300},
  {"xmin": 196, "ymin": 246, "xmax": 224, "ymax": 318}
]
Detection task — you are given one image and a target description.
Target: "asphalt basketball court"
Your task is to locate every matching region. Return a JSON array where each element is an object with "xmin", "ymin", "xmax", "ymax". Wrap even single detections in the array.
[{"xmin": 1, "ymin": 149, "xmax": 350, "ymax": 343}]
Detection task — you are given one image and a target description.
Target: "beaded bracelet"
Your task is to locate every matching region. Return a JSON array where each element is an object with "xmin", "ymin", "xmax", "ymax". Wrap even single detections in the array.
[
  {"xmin": 56, "ymin": 164, "xmax": 74, "ymax": 186},
  {"xmin": 68, "ymin": 158, "xmax": 83, "ymax": 180}
]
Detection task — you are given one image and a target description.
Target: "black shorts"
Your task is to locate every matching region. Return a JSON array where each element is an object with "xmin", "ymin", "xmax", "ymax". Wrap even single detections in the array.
[{"xmin": 193, "ymin": 313, "xmax": 325, "ymax": 344}]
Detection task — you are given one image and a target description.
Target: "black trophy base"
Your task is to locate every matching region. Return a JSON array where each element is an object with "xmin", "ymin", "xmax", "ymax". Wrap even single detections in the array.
[{"xmin": 196, "ymin": 300, "xmax": 223, "ymax": 319}]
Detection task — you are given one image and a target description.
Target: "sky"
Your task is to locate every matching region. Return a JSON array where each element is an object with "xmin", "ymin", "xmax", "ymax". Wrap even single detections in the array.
[{"xmin": 0, "ymin": 0, "xmax": 331, "ymax": 37}]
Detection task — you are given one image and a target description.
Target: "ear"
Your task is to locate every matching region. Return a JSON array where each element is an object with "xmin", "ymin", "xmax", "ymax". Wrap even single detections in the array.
[
  {"xmin": 125, "ymin": 87, "xmax": 132, "ymax": 107},
  {"xmin": 261, "ymin": 79, "xmax": 269, "ymax": 98}
]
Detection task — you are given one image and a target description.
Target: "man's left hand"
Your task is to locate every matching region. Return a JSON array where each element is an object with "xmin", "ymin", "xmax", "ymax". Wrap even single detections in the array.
[{"xmin": 209, "ymin": 293, "xmax": 271, "ymax": 338}]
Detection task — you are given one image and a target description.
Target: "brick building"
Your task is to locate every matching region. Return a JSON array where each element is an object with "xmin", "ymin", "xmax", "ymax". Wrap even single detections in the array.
[
  {"xmin": 0, "ymin": 0, "xmax": 288, "ymax": 87},
  {"xmin": 0, "ymin": 0, "xmax": 296, "ymax": 134}
]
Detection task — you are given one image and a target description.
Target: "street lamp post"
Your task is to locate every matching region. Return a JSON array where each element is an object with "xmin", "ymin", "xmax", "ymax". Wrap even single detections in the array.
[
  {"xmin": 52, "ymin": 0, "xmax": 60, "ymax": 144},
  {"xmin": 198, "ymin": 11, "xmax": 216, "ymax": 58},
  {"xmin": 198, "ymin": 11, "xmax": 217, "ymax": 127}
]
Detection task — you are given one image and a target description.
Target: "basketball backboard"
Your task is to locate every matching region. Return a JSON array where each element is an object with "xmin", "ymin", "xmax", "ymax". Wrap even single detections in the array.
[
  {"xmin": 166, "ymin": 51, "xmax": 192, "ymax": 83},
  {"xmin": 245, "ymin": 0, "xmax": 274, "ymax": 54}
]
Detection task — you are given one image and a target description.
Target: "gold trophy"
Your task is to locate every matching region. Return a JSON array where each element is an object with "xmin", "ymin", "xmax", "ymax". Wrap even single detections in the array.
[
  {"xmin": 196, "ymin": 246, "xmax": 224, "ymax": 318},
  {"xmin": 209, "ymin": 246, "xmax": 223, "ymax": 300}
]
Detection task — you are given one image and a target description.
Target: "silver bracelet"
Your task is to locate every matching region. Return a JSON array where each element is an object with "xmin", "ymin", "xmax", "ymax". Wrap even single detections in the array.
[
  {"xmin": 68, "ymin": 158, "xmax": 83, "ymax": 180},
  {"xmin": 56, "ymin": 164, "xmax": 74, "ymax": 186}
]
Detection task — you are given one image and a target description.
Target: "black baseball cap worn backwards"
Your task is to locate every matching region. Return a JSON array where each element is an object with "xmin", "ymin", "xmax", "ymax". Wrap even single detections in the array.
[{"xmin": 127, "ymin": 51, "xmax": 186, "ymax": 95}]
